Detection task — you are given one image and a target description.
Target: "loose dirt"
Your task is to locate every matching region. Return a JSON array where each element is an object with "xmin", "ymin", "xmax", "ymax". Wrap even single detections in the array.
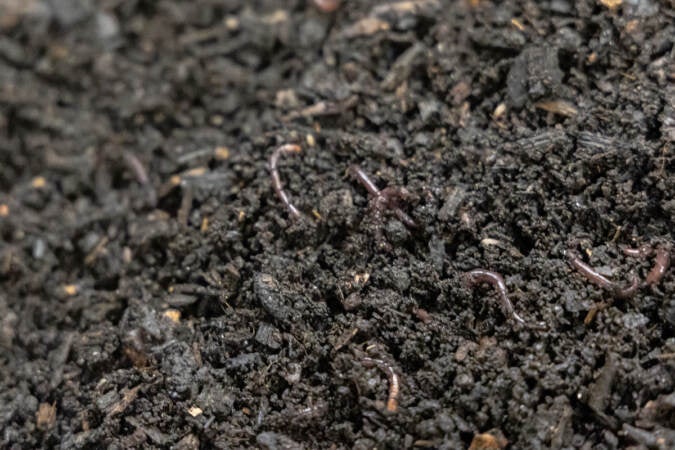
[{"xmin": 1, "ymin": 1, "xmax": 673, "ymax": 448}]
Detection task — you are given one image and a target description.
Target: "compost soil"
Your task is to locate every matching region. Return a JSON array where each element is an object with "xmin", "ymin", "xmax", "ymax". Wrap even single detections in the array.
[{"xmin": 1, "ymin": 1, "xmax": 674, "ymax": 449}]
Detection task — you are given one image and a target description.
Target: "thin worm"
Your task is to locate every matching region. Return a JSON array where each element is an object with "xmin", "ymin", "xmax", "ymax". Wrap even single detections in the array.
[
  {"xmin": 645, "ymin": 247, "xmax": 670, "ymax": 286},
  {"xmin": 362, "ymin": 357, "xmax": 400, "ymax": 412},
  {"xmin": 621, "ymin": 244, "xmax": 654, "ymax": 258},
  {"xmin": 567, "ymin": 255, "xmax": 615, "ymax": 290},
  {"xmin": 464, "ymin": 269, "xmax": 546, "ymax": 330},
  {"xmin": 313, "ymin": 0, "xmax": 341, "ymax": 13},
  {"xmin": 390, "ymin": 196, "xmax": 418, "ymax": 229},
  {"xmin": 615, "ymin": 276, "xmax": 640, "ymax": 299},
  {"xmin": 567, "ymin": 251, "xmax": 639, "ymax": 299},
  {"xmin": 269, "ymin": 144, "xmax": 302, "ymax": 218},
  {"xmin": 349, "ymin": 165, "xmax": 417, "ymax": 228},
  {"xmin": 349, "ymin": 165, "xmax": 380, "ymax": 196}
]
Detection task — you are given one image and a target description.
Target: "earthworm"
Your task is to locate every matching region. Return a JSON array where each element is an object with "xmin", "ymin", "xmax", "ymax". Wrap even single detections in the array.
[
  {"xmin": 567, "ymin": 251, "xmax": 639, "ymax": 299},
  {"xmin": 383, "ymin": 187, "xmax": 418, "ymax": 229},
  {"xmin": 615, "ymin": 277, "xmax": 640, "ymax": 299},
  {"xmin": 349, "ymin": 165, "xmax": 380, "ymax": 197},
  {"xmin": 645, "ymin": 247, "xmax": 671, "ymax": 286},
  {"xmin": 269, "ymin": 144, "xmax": 302, "ymax": 219},
  {"xmin": 463, "ymin": 269, "xmax": 546, "ymax": 330},
  {"xmin": 362, "ymin": 357, "xmax": 400, "ymax": 413},
  {"xmin": 313, "ymin": 0, "xmax": 341, "ymax": 13},
  {"xmin": 349, "ymin": 165, "xmax": 417, "ymax": 228},
  {"xmin": 621, "ymin": 244, "xmax": 654, "ymax": 258}
]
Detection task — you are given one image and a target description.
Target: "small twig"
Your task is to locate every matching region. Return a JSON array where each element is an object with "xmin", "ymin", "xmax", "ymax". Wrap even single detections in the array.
[
  {"xmin": 463, "ymin": 269, "xmax": 547, "ymax": 330},
  {"xmin": 583, "ymin": 302, "xmax": 607, "ymax": 325},
  {"xmin": 177, "ymin": 186, "xmax": 194, "ymax": 227},
  {"xmin": 269, "ymin": 144, "xmax": 303, "ymax": 219},
  {"xmin": 84, "ymin": 236, "xmax": 109, "ymax": 266}
]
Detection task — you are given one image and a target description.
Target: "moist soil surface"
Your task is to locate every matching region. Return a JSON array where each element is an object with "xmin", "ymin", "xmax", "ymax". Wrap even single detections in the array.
[{"xmin": 1, "ymin": 1, "xmax": 674, "ymax": 449}]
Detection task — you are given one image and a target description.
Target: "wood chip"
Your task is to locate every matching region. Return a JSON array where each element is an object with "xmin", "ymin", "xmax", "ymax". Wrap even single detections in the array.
[
  {"xmin": 480, "ymin": 238, "xmax": 502, "ymax": 247},
  {"xmin": 469, "ymin": 431, "xmax": 508, "ymax": 450},
  {"xmin": 584, "ymin": 302, "xmax": 607, "ymax": 325},
  {"xmin": 183, "ymin": 167, "xmax": 208, "ymax": 178},
  {"xmin": 31, "ymin": 176, "xmax": 46, "ymax": 188},
  {"xmin": 84, "ymin": 236, "xmax": 109, "ymax": 266},
  {"xmin": 107, "ymin": 385, "xmax": 141, "ymax": 418},
  {"xmin": 63, "ymin": 284, "xmax": 79, "ymax": 296},
  {"xmin": 187, "ymin": 406, "xmax": 203, "ymax": 417},
  {"xmin": 36, "ymin": 402, "xmax": 56, "ymax": 431},
  {"xmin": 492, "ymin": 103, "xmax": 506, "ymax": 119},
  {"xmin": 372, "ymin": 0, "xmax": 440, "ymax": 17},
  {"xmin": 354, "ymin": 272, "xmax": 370, "ymax": 285},
  {"xmin": 600, "ymin": 0, "xmax": 622, "ymax": 9},
  {"xmin": 625, "ymin": 20, "xmax": 639, "ymax": 33},
  {"xmin": 510, "ymin": 18, "xmax": 525, "ymax": 31},
  {"xmin": 260, "ymin": 10, "xmax": 289, "ymax": 25},
  {"xmin": 534, "ymin": 99, "xmax": 578, "ymax": 117},
  {"xmin": 163, "ymin": 309, "xmax": 181, "ymax": 323},
  {"xmin": 341, "ymin": 17, "xmax": 390, "ymax": 39},
  {"xmin": 214, "ymin": 146, "xmax": 230, "ymax": 160}
]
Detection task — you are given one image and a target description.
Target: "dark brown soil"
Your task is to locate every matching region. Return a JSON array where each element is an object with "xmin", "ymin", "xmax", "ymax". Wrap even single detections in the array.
[{"xmin": 1, "ymin": 1, "xmax": 673, "ymax": 449}]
